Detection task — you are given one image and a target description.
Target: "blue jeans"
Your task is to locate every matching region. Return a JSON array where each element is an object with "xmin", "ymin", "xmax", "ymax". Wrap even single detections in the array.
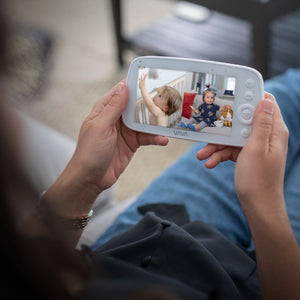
[{"xmin": 93, "ymin": 69, "xmax": 300, "ymax": 251}]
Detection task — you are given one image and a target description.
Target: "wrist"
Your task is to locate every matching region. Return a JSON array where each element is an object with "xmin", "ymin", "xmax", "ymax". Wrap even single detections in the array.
[
  {"xmin": 240, "ymin": 192, "xmax": 287, "ymax": 227},
  {"xmin": 246, "ymin": 200, "xmax": 296, "ymax": 255},
  {"xmin": 43, "ymin": 162, "xmax": 101, "ymax": 218},
  {"xmin": 36, "ymin": 198, "xmax": 94, "ymax": 230}
]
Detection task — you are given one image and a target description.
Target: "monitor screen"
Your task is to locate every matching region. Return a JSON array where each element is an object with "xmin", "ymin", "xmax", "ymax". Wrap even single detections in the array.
[{"xmin": 135, "ymin": 67, "xmax": 236, "ymax": 137}]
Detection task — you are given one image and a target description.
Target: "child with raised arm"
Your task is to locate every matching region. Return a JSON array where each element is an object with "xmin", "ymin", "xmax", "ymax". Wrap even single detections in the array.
[{"xmin": 139, "ymin": 73, "xmax": 182, "ymax": 127}]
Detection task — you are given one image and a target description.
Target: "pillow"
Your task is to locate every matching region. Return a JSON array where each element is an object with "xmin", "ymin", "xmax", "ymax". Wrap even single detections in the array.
[
  {"xmin": 181, "ymin": 92, "xmax": 196, "ymax": 119},
  {"xmin": 224, "ymin": 90, "xmax": 234, "ymax": 96}
]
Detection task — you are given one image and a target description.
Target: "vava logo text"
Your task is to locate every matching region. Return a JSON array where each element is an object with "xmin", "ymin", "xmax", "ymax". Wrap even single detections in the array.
[{"xmin": 173, "ymin": 130, "xmax": 188, "ymax": 137}]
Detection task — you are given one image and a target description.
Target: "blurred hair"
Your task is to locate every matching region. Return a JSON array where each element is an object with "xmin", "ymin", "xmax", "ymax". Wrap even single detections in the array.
[
  {"xmin": 0, "ymin": 1, "xmax": 8, "ymax": 72},
  {"xmin": 160, "ymin": 86, "xmax": 182, "ymax": 116},
  {"xmin": 0, "ymin": 3, "xmax": 89, "ymax": 299}
]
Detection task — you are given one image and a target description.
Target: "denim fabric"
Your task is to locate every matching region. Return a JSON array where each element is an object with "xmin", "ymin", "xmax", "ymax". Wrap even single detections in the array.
[{"xmin": 92, "ymin": 69, "xmax": 300, "ymax": 251}]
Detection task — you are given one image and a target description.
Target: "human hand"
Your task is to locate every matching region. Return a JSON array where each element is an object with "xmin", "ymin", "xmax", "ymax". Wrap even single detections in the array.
[
  {"xmin": 197, "ymin": 93, "xmax": 289, "ymax": 212},
  {"xmin": 139, "ymin": 73, "xmax": 147, "ymax": 90},
  {"xmin": 234, "ymin": 92, "xmax": 288, "ymax": 211},
  {"xmin": 47, "ymin": 80, "xmax": 168, "ymax": 216},
  {"xmin": 190, "ymin": 106, "xmax": 199, "ymax": 114},
  {"xmin": 74, "ymin": 79, "xmax": 168, "ymax": 191}
]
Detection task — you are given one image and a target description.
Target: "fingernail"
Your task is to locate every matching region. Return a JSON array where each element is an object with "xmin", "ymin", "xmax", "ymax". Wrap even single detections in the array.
[
  {"xmin": 115, "ymin": 82, "xmax": 126, "ymax": 95},
  {"xmin": 262, "ymin": 99, "xmax": 274, "ymax": 114}
]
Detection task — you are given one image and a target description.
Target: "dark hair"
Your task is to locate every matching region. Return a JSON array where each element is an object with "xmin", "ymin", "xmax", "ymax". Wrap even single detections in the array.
[{"xmin": 0, "ymin": 4, "xmax": 89, "ymax": 299}]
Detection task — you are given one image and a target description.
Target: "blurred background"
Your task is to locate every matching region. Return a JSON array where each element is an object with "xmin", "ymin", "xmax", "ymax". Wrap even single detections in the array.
[{"xmin": 7, "ymin": 0, "xmax": 300, "ymax": 201}]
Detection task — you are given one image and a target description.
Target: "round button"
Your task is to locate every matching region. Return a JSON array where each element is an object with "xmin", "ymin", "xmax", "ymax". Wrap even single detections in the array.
[
  {"xmin": 242, "ymin": 109, "xmax": 252, "ymax": 120},
  {"xmin": 237, "ymin": 104, "xmax": 255, "ymax": 125},
  {"xmin": 246, "ymin": 78, "xmax": 255, "ymax": 88},
  {"xmin": 241, "ymin": 128, "xmax": 250, "ymax": 138},
  {"xmin": 244, "ymin": 91, "xmax": 253, "ymax": 101}
]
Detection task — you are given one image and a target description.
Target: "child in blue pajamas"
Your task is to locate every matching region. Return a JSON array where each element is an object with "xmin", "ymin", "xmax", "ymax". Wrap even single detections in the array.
[{"xmin": 181, "ymin": 85, "xmax": 230, "ymax": 131}]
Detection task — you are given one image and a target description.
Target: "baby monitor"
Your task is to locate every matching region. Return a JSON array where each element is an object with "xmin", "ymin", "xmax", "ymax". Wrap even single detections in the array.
[{"xmin": 123, "ymin": 56, "xmax": 264, "ymax": 146}]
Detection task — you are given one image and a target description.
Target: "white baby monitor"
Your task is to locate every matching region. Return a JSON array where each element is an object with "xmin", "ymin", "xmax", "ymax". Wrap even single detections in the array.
[{"xmin": 123, "ymin": 56, "xmax": 264, "ymax": 147}]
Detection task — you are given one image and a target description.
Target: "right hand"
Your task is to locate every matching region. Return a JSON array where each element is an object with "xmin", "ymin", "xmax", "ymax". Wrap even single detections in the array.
[
  {"xmin": 197, "ymin": 92, "xmax": 289, "ymax": 214},
  {"xmin": 234, "ymin": 92, "xmax": 289, "ymax": 213},
  {"xmin": 139, "ymin": 73, "xmax": 147, "ymax": 90},
  {"xmin": 190, "ymin": 106, "xmax": 199, "ymax": 114}
]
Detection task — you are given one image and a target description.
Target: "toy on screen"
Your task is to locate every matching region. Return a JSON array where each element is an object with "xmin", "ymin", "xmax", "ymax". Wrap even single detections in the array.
[{"xmin": 123, "ymin": 56, "xmax": 264, "ymax": 147}]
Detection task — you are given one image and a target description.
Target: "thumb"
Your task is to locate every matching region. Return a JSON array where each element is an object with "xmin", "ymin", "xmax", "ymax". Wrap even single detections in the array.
[
  {"xmin": 98, "ymin": 82, "xmax": 128, "ymax": 126},
  {"xmin": 249, "ymin": 99, "xmax": 274, "ymax": 149}
]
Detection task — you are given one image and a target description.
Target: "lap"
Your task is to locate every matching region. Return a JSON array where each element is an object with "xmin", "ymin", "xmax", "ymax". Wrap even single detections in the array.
[{"xmin": 93, "ymin": 142, "xmax": 252, "ymax": 249}]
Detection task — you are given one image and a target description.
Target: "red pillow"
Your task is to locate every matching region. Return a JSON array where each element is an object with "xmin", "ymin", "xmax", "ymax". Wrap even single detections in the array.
[{"xmin": 182, "ymin": 93, "xmax": 196, "ymax": 119}]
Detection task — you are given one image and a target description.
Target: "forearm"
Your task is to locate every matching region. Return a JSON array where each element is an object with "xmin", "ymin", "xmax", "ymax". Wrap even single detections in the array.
[
  {"xmin": 44, "ymin": 157, "xmax": 98, "ymax": 217},
  {"xmin": 21, "ymin": 157, "xmax": 100, "ymax": 247},
  {"xmin": 245, "ymin": 195, "xmax": 300, "ymax": 300},
  {"xmin": 20, "ymin": 80, "xmax": 167, "ymax": 248}
]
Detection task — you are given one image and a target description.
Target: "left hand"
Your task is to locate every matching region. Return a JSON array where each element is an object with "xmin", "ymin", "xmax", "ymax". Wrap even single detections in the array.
[
  {"xmin": 46, "ymin": 80, "xmax": 168, "ymax": 215},
  {"xmin": 72, "ymin": 80, "xmax": 169, "ymax": 194}
]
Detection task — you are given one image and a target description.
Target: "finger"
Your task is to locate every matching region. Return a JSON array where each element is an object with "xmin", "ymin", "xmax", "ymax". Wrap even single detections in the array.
[
  {"xmin": 254, "ymin": 93, "xmax": 288, "ymax": 153},
  {"xmin": 196, "ymin": 144, "xmax": 225, "ymax": 161},
  {"xmin": 87, "ymin": 80, "xmax": 126, "ymax": 120},
  {"xmin": 98, "ymin": 82, "xmax": 129, "ymax": 126},
  {"xmin": 264, "ymin": 92, "xmax": 285, "ymax": 125},
  {"xmin": 249, "ymin": 98, "xmax": 274, "ymax": 151},
  {"xmin": 204, "ymin": 147, "xmax": 240, "ymax": 168},
  {"xmin": 137, "ymin": 133, "xmax": 169, "ymax": 146},
  {"xmin": 268, "ymin": 94, "xmax": 289, "ymax": 151},
  {"xmin": 264, "ymin": 91, "xmax": 275, "ymax": 100}
]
